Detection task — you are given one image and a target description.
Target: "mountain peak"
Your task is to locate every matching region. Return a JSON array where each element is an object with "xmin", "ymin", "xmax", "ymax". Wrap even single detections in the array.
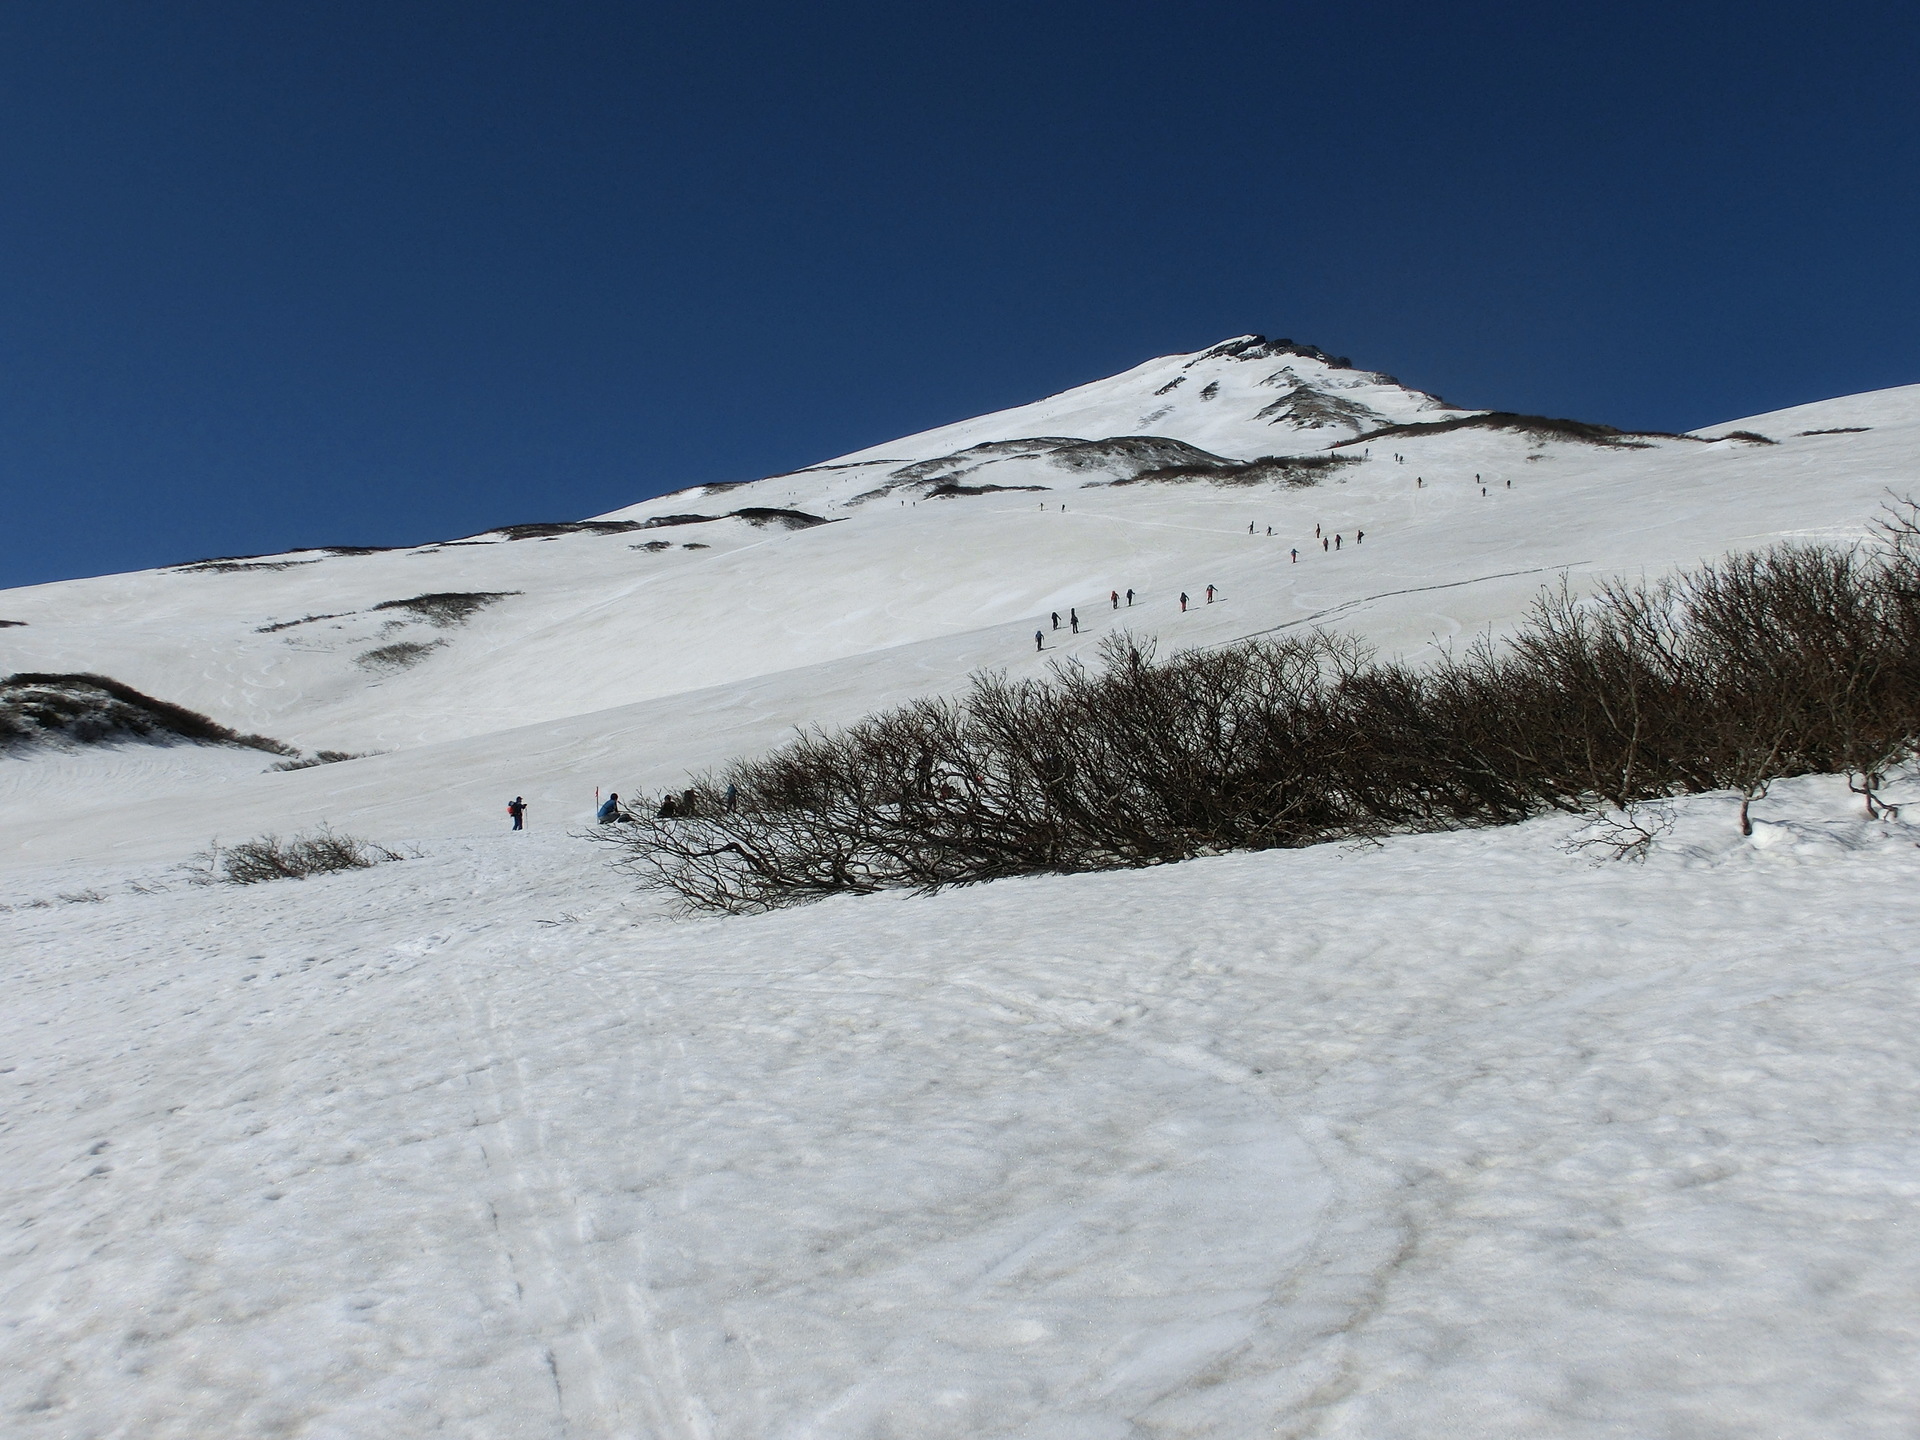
[{"xmin": 1189, "ymin": 335, "xmax": 1357, "ymax": 370}]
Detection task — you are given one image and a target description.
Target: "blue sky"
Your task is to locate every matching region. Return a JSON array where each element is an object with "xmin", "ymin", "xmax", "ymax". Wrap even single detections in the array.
[{"xmin": 3, "ymin": 0, "xmax": 1916, "ymax": 587}]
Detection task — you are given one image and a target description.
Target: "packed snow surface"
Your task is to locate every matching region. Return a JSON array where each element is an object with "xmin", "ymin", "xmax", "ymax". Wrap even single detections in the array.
[{"xmin": 5, "ymin": 336, "xmax": 1920, "ymax": 1435}]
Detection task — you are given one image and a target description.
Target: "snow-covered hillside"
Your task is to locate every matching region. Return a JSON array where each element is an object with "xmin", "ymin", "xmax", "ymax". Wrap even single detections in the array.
[
  {"xmin": 1, "ymin": 336, "xmax": 1916, "ymax": 865},
  {"xmin": 5, "ymin": 338, "xmax": 1920, "ymax": 1437}
]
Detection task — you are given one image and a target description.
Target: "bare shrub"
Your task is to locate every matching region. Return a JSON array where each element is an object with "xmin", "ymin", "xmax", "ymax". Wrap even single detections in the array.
[
  {"xmin": 355, "ymin": 640, "xmax": 444, "ymax": 671},
  {"xmin": 597, "ymin": 536, "xmax": 1920, "ymax": 912},
  {"xmin": 197, "ymin": 827, "xmax": 403, "ymax": 885},
  {"xmin": 271, "ymin": 749, "xmax": 372, "ymax": 771},
  {"xmin": 1, "ymin": 673, "xmax": 294, "ymax": 755},
  {"xmin": 369, "ymin": 591, "xmax": 519, "ymax": 627}
]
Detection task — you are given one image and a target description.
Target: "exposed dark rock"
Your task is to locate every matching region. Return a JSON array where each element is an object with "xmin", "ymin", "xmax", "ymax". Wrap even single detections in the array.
[
  {"xmin": 1255, "ymin": 387, "xmax": 1385, "ymax": 432},
  {"xmin": 888, "ymin": 438, "xmax": 1084, "ymax": 485}
]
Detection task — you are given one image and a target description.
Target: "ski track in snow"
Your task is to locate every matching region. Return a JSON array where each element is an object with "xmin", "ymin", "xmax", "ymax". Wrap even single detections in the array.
[{"xmin": 4, "ymin": 777, "xmax": 1920, "ymax": 1437}]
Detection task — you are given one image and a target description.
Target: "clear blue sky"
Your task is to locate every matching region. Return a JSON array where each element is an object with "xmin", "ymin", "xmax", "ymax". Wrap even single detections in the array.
[{"xmin": 3, "ymin": 0, "xmax": 1916, "ymax": 587}]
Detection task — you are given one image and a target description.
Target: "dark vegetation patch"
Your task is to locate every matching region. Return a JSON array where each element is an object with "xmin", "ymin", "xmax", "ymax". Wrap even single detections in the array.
[
  {"xmin": 370, "ymin": 591, "xmax": 519, "ymax": 627},
  {"xmin": 270, "ymin": 749, "xmax": 372, "ymax": 771},
  {"xmin": 596, "ymin": 513, "xmax": 1920, "ymax": 911},
  {"xmin": 1336, "ymin": 411, "xmax": 1686, "ymax": 449},
  {"xmin": 1120, "ymin": 453, "xmax": 1361, "ymax": 488},
  {"xmin": 257, "ymin": 611, "xmax": 351, "ymax": 634},
  {"xmin": 1153, "ymin": 376, "xmax": 1186, "ymax": 396},
  {"xmin": 928, "ymin": 482, "xmax": 1050, "ymax": 498},
  {"xmin": 0, "ymin": 620, "xmax": 24, "ymax": 628},
  {"xmin": 633, "ymin": 541, "xmax": 674, "ymax": 552},
  {"xmin": 1801, "ymin": 427, "xmax": 1871, "ymax": 436},
  {"xmin": 0, "ymin": 674, "xmax": 293, "ymax": 754},
  {"xmin": 1717, "ymin": 430, "xmax": 1777, "ymax": 445},
  {"xmin": 173, "ymin": 558, "xmax": 323, "ymax": 575},
  {"xmin": 1199, "ymin": 382, "xmax": 1220, "ymax": 399},
  {"xmin": 478, "ymin": 520, "xmax": 650, "ymax": 541},
  {"xmin": 193, "ymin": 827, "xmax": 403, "ymax": 885},
  {"xmin": 682, "ymin": 542, "xmax": 710, "ymax": 550},
  {"xmin": 355, "ymin": 640, "xmax": 444, "ymax": 671},
  {"xmin": 733, "ymin": 508, "xmax": 833, "ymax": 529}
]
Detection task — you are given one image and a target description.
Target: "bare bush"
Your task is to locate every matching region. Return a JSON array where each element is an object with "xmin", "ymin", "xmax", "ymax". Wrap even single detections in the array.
[
  {"xmin": 594, "ymin": 534, "xmax": 1920, "ymax": 913},
  {"xmin": 370, "ymin": 591, "xmax": 519, "ymax": 627},
  {"xmin": 1, "ymin": 673, "xmax": 294, "ymax": 755},
  {"xmin": 355, "ymin": 640, "xmax": 444, "ymax": 671},
  {"xmin": 271, "ymin": 749, "xmax": 372, "ymax": 771},
  {"xmin": 195, "ymin": 827, "xmax": 404, "ymax": 885}
]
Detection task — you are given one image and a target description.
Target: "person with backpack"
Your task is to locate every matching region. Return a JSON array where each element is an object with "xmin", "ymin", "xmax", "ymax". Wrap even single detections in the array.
[
  {"xmin": 1205, "ymin": 584, "xmax": 1216, "ymax": 604},
  {"xmin": 658, "ymin": 793, "xmax": 678, "ymax": 819},
  {"xmin": 1069, "ymin": 608, "xmax": 1079, "ymax": 633},
  {"xmin": 1110, "ymin": 589, "xmax": 1119, "ymax": 610},
  {"xmin": 1035, "ymin": 629, "xmax": 1045, "ymax": 651},
  {"xmin": 1126, "ymin": 588, "xmax": 1134, "ymax": 606},
  {"xmin": 507, "ymin": 796, "xmax": 527, "ymax": 830},
  {"xmin": 1051, "ymin": 611, "xmax": 1060, "ymax": 631},
  {"xmin": 1179, "ymin": 592, "xmax": 1189, "ymax": 612}
]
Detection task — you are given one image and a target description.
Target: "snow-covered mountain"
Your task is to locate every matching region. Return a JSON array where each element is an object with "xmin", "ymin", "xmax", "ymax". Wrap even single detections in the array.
[
  {"xmin": 2, "ymin": 334, "xmax": 1915, "ymax": 864},
  {"xmin": 6, "ymin": 338, "xmax": 1920, "ymax": 1438}
]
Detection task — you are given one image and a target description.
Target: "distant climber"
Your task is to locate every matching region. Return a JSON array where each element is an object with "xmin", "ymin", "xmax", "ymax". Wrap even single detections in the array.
[
  {"xmin": 1035, "ymin": 629, "xmax": 1045, "ymax": 651},
  {"xmin": 1248, "ymin": 522, "xmax": 1255, "ymax": 534},
  {"xmin": 1356, "ymin": 529, "xmax": 1365, "ymax": 544},
  {"xmin": 596, "ymin": 792, "xmax": 622, "ymax": 823},
  {"xmin": 1051, "ymin": 611, "xmax": 1060, "ymax": 631},
  {"xmin": 657, "ymin": 794, "xmax": 678, "ymax": 819},
  {"xmin": 1205, "ymin": 584, "xmax": 1216, "ymax": 604},
  {"xmin": 507, "ymin": 796, "xmax": 527, "ymax": 830},
  {"xmin": 1069, "ymin": 608, "xmax": 1079, "ymax": 634},
  {"xmin": 725, "ymin": 782, "xmax": 738, "ymax": 812},
  {"xmin": 1126, "ymin": 588, "xmax": 1135, "ymax": 606},
  {"xmin": 1110, "ymin": 589, "xmax": 1119, "ymax": 610},
  {"xmin": 1322, "ymin": 538, "xmax": 1329, "ymax": 551},
  {"xmin": 1291, "ymin": 548, "xmax": 1298, "ymax": 563},
  {"xmin": 1335, "ymin": 534, "xmax": 1342, "ymax": 550},
  {"xmin": 1179, "ymin": 592, "xmax": 1189, "ymax": 612}
]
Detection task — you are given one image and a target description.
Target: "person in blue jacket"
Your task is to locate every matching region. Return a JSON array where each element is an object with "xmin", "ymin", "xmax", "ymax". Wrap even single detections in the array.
[{"xmin": 596, "ymin": 792, "xmax": 623, "ymax": 823}]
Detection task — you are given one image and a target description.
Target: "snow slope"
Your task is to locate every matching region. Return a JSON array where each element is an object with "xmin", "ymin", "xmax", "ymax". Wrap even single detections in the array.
[
  {"xmin": 5, "ymin": 778, "xmax": 1919, "ymax": 1437},
  {"xmin": 5, "ymin": 338, "xmax": 1920, "ymax": 1436}
]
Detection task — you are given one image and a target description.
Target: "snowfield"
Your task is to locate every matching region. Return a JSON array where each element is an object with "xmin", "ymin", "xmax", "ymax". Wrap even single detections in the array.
[
  {"xmin": 5, "ymin": 336, "xmax": 1920, "ymax": 1435},
  {"xmin": 5, "ymin": 780, "xmax": 1918, "ymax": 1437}
]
